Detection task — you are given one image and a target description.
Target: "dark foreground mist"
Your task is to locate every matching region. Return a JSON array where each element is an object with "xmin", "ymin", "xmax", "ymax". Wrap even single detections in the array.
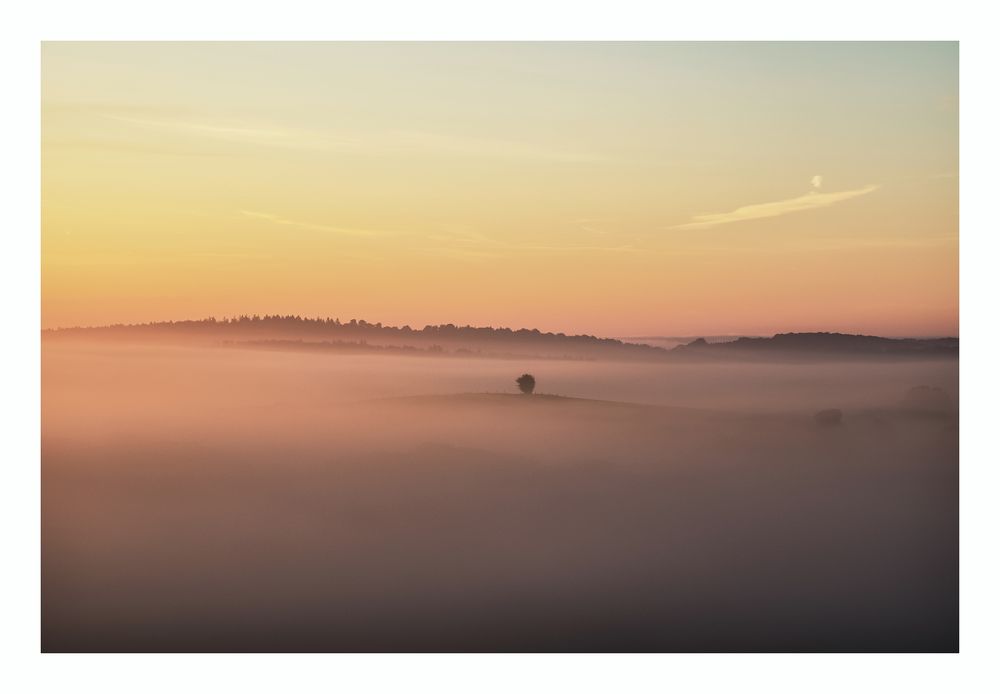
[{"xmin": 42, "ymin": 343, "xmax": 958, "ymax": 652}]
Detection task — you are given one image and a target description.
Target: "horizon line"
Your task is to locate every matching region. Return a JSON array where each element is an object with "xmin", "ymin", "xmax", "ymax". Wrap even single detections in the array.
[{"xmin": 40, "ymin": 315, "xmax": 960, "ymax": 343}]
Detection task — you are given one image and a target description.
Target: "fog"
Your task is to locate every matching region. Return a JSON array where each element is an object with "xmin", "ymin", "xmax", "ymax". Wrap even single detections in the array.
[{"xmin": 42, "ymin": 340, "xmax": 958, "ymax": 651}]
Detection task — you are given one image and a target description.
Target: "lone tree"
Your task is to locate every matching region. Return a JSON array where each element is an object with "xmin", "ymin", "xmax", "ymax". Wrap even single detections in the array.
[{"xmin": 516, "ymin": 373, "xmax": 536, "ymax": 395}]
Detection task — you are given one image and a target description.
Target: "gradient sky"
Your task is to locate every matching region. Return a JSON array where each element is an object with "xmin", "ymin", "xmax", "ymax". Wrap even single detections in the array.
[{"xmin": 42, "ymin": 42, "xmax": 958, "ymax": 336}]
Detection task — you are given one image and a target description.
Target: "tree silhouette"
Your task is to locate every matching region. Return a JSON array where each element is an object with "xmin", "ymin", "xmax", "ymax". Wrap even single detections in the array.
[{"xmin": 516, "ymin": 373, "xmax": 536, "ymax": 395}]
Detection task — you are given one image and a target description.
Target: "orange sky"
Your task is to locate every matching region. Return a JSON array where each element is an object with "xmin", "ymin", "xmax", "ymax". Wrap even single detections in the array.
[{"xmin": 42, "ymin": 42, "xmax": 958, "ymax": 337}]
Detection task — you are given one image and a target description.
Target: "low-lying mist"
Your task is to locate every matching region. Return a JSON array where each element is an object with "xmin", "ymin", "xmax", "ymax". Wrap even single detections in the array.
[{"xmin": 42, "ymin": 339, "xmax": 958, "ymax": 651}]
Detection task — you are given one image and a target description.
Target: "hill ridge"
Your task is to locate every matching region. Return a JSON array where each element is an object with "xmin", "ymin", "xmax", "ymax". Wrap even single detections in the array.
[{"xmin": 43, "ymin": 317, "xmax": 958, "ymax": 360}]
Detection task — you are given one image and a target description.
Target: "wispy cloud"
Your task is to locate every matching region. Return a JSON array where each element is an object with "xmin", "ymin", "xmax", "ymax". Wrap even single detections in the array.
[
  {"xmin": 419, "ymin": 225, "xmax": 638, "ymax": 261},
  {"xmin": 383, "ymin": 130, "xmax": 602, "ymax": 163},
  {"xmin": 418, "ymin": 247, "xmax": 505, "ymax": 261},
  {"xmin": 97, "ymin": 109, "xmax": 598, "ymax": 162},
  {"xmin": 568, "ymin": 217, "xmax": 616, "ymax": 234},
  {"xmin": 239, "ymin": 211, "xmax": 384, "ymax": 237},
  {"xmin": 673, "ymin": 184, "xmax": 879, "ymax": 230},
  {"xmin": 104, "ymin": 114, "xmax": 361, "ymax": 151},
  {"xmin": 106, "ymin": 115, "xmax": 293, "ymax": 140}
]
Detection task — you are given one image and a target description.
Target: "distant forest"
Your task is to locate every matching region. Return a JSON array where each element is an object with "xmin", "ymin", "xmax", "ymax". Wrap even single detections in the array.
[
  {"xmin": 44, "ymin": 315, "xmax": 959, "ymax": 361},
  {"xmin": 46, "ymin": 315, "xmax": 669, "ymax": 361}
]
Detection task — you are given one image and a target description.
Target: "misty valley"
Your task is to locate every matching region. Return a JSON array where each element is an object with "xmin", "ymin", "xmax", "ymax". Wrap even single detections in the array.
[{"xmin": 41, "ymin": 327, "xmax": 958, "ymax": 652}]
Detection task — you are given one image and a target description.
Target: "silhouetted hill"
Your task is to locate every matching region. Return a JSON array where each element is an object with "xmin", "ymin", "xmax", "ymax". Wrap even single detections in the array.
[
  {"xmin": 42, "ymin": 317, "xmax": 958, "ymax": 362},
  {"xmin": 43, "ymin": 315, "xmax": 670, "ymax": 361},
  {"xmin": 672, "ymin": 332, "xmax": 958, "ymax": 359},
  {"xmin": 618, "ymin": 335, "xmax": 746, "ymax": 349}
]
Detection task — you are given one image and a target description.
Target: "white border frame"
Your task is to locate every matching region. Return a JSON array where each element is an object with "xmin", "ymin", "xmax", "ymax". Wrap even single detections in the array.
[{"xmin": 5, "ymin": 2, "xmax": 998, "ymax": 692}]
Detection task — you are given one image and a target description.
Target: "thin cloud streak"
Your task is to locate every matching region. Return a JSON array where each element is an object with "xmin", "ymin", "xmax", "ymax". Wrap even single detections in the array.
[
  {"xmin": 673, "ymin": 185, "xmax": 880, "ymax": 230},
  {"xmin": 101, "ymin": 111, "xmax": 598, "ymax": 163},
  {"xmin": 104, "ymin": 114, "xmax": 362, "ymax": 150},
  {"xmin": 239, "ymin": 211, "xmax": 384, "ymax": 237},
  {"xmin": 424, "ymin": 227, "xmax": 638, "ymax": 256},
  {"xmin": 105, "ymin": 115, "xmax": 297, "ymax": 141},
  {"xmin": 384, "ymin": 130, "xmax": 602, "ymax": 163}
]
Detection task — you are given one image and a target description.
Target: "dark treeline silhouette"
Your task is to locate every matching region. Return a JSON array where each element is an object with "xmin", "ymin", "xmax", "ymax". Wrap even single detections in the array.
[
  {"xmin": 673, "ymin": 332, "xmax": 958, "ymax": 360},
  {"xmin": 45, "ymin": 314, "xmax": 649, "ymax": 346},
  {"xmin": 45, "ymin": 315, "xmax": 672, "ymax": 361},
  {"xmin": 44, "ymin": 316, "xmax": 959, "ymax": 362}
]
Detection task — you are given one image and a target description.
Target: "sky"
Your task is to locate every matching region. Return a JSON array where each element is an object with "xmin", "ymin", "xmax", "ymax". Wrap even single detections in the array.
[{"xmin": 41, "ymin": 42, "xmax": 958, "ymax": 337}]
